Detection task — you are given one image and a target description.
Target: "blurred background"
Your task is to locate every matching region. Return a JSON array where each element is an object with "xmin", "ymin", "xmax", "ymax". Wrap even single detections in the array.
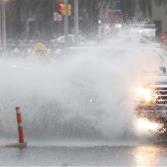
[{"xmin": 0, "ymin": 0, "xmax": 165, "ymax": 45}]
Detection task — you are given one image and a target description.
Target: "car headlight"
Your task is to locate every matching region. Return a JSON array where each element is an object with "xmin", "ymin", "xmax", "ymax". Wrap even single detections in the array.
[
  {"xmin": 135, "ymin": 87, "xmax": 152, "ymax": 102},
  {"xmin": 137, "ymin": 118, "xmax": 162, "ymax": 132}
]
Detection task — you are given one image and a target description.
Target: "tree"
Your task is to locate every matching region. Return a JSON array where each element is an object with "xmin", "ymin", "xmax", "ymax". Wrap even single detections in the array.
[
  {"xmin": 79, "ymin": 0, "xmax": 113, "ymax": 36},
  {"xmin": 138, "ymin": 0, "xmax": 152, "ymax": 18},
  {"xmin": 7, "ymin": 0, "xmax": 55, "ymax": 39}
]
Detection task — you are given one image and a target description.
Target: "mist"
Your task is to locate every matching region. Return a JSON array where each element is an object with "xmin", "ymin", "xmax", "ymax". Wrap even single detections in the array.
[{"xmin": 0, "ymin": 29, "xmax": 163, "ymax": 146}]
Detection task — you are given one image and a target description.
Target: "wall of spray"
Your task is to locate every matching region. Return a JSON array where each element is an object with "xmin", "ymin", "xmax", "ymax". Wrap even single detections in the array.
[{"xmin": 0, "ymin": 28, "xmax": 164, "ymax": 145}]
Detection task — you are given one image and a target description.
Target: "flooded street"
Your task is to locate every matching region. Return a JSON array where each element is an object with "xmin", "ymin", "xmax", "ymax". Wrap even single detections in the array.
[
  {"xmin": 1, "ymin": 0, "xmax": 167, "ymax": 166},
  {"xmin": 0, "ymin": 143, "xmax": 167, "ymax": 166},
  {"xmin": 0, "ymin": 45, "xmax": 165, "ymax": 166}
]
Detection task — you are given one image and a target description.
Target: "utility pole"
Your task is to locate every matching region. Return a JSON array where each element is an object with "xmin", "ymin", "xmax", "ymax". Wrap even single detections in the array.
[
  {"xmin": 0, "ymin": 0, "xmax": 6, "ymax": 52},
  {"xmin": 74, "ymin": 0, "xmax": 79, "ymax": 43},
  {"xmin": 64, "ymin": 0, "xmax": 68, "ymax": 46},
  {"xmin": 98, "ymin": 19, "xmax": 102, "ymax": 40},
  {"xmin": 2, "ymin": 0, "xmax": 6, "ymax": 52},
  {"xmin": 0, "ymin": 2, "xmax": 2, "ymax": 50}
]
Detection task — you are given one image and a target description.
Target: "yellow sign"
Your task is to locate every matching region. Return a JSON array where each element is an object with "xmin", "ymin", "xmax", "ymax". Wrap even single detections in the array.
[
  {"xmin": 34, "ymin": 42, "xmax": 47, "ymax": 51},
  {"xmin": 33, "ymin": 42, "xmax": 48, "ymax": 56}
]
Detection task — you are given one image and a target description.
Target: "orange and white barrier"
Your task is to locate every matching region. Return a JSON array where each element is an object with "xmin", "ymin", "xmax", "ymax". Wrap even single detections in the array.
[
  {"xmin": 16, "ymin": 105, "xmax": 25, "ymax": 144},
  {"xmin": 1, "ymin": 106, "xmax": 27, "ymax": 148}
]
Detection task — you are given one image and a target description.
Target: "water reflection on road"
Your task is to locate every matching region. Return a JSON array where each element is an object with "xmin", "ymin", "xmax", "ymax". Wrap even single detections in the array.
[
  {"xmin": 133, "ymin": 146, "xmax": 162, "ymax": 167},
  {"xmin": 0, "ymin": 143, "xmax": 167, "ymax": 166}
]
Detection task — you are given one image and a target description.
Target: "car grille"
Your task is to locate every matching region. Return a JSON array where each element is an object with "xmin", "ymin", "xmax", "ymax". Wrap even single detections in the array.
[{"xmin": 155, "ymin": 87, "xmax": 167, "ymax": 104}]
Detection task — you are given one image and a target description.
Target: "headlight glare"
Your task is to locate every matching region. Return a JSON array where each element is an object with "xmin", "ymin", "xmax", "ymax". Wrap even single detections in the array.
[{"xmin": 135, "ymin": 87, "xmax": 152, "ymax": 102}]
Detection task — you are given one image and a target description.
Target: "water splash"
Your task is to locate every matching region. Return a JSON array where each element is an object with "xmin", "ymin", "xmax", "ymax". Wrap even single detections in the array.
[{"xmin": 0, "ymin": 27, "xmax": 164, "ymax": 145}]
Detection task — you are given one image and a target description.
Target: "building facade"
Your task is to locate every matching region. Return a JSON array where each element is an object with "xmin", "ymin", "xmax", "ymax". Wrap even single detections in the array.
[{"xmin": 151, "ymin": 0, "xmax": 167, "ymax": 33}]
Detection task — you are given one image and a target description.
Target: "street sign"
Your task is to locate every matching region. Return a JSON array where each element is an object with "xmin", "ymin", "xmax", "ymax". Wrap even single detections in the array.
[{"xmin": 53, "ymin": 12, "xmax": 63, "ymax": 21}]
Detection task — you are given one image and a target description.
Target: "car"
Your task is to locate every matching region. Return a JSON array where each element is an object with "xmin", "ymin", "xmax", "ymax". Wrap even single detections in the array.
[
  {"xmin": 53, "ymin": 34, "xmax": 86, "ymax": 48},
  {"xmin": 135, "ymin": 67, "xmax": 167, "ymax": 134}
]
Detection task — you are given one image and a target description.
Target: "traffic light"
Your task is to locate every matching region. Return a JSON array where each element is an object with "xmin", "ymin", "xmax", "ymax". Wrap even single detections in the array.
[
  {"xmin": 58, "ymin": 3, "xmax": 72, "ymax": 16},
  {"xmin": 58, "ymin": 3, "xmax": 64, "ymax": 15},
  {"xmin": 68, "ymin": 4, "xmax": 72, "ymax": 16}
]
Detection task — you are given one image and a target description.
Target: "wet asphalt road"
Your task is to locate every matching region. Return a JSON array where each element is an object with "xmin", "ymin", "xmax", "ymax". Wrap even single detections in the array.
[{"xmin": 0, "ymin": 143, "xmax": 167, "ymax": 166}]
